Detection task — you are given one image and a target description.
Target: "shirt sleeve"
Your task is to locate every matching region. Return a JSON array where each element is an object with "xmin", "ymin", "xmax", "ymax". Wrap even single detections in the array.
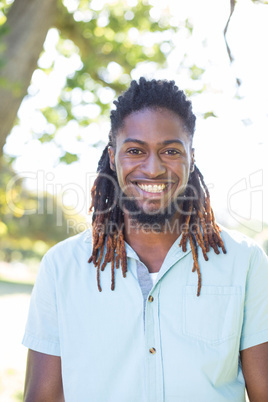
[
  {"xmin": 22, "ymin": 253, "xmax": 60, "ymax": 356},
  {"xmin": 240, "ymin": 245, "xmax": 268, "ymax": 351}
]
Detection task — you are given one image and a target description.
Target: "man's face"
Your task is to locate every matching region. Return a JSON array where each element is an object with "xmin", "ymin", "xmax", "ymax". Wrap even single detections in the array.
[{"xmin": 109, "ymin": 107, "xmax": 194, "ymax": 221}]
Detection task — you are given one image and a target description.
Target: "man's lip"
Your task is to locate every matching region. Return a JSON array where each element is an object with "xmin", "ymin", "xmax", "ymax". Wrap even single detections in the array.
[{"xmin": 131, "ymin": 180, "xmax": 175, "ymax": 185}]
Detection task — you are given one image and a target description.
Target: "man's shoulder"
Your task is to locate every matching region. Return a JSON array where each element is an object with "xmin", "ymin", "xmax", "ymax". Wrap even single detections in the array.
[
  {"xmin": 45, "ymin": 229, "xmax": 93, "ymax": 262},
  {"xmin": 218, "ymin": 225, "xmax": 265, "ymax": 258}
]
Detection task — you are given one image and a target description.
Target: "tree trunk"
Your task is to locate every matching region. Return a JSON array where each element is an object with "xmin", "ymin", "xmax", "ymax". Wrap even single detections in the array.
[{"xmin": 0, "ymin": 0, "xmax": 58, "ymax": 156}]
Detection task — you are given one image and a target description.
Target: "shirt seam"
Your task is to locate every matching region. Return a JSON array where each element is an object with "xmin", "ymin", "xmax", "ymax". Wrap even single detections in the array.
[
  {"xmin": 24, "ymin": 330, "xmax": 60, "ymax": 345},
  {"xmin": 240, "ymin": 327, "xmax": 268, "ymax": 341}
]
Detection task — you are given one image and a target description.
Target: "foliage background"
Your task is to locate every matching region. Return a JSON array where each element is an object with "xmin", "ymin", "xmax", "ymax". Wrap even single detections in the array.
[{"xmin": 0, "ymin": 0, "xmax": 267, "ymax": 399}]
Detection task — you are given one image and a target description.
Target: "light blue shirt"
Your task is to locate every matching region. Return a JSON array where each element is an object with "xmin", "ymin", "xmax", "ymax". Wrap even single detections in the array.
[{"xmin": 22, "ymin": 227, "xmax": 268, "ymax": 402}]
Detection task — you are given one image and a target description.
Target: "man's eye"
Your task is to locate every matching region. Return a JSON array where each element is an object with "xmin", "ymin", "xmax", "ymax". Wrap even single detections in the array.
[
  {"xmin": 127, "ymin": 149, "xmax": 143, "ymax": 155},
  {"xmin": 164, "ymin": 149, "xmax": 181, "ymax": 155}
]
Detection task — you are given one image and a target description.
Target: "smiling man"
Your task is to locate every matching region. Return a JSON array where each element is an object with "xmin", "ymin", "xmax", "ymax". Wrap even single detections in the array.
[
  {"xmin": 109, "ymin": 107, "xmax": 192, "ymax": 221},
  {"xmin": 23, "ymin": 78, "xmax": 268, "ymax": 402}
]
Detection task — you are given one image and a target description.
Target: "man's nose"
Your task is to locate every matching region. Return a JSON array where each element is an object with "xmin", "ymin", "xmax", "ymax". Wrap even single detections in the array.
[{"xmin": 141, "ymin": 153, "xmax": 166, "ymax": 178}]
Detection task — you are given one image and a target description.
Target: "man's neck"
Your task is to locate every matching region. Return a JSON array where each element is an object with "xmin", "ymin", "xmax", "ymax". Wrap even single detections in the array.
[{"xmin": 123, "ymin": 213, "xmax": 182, "ymax": 273}]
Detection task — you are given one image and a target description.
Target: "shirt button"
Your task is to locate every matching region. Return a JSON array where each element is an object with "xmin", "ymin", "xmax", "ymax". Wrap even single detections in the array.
[
  {"xmin": 149, "ymin": 347, "xmax": 156, "ymax": 354},
  {"xmin": 148, "ymin": 295, "xmax": 154, "ymax": 302}
]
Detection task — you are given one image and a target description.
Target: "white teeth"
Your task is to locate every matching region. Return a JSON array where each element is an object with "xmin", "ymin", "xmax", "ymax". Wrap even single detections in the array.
[{"xmin": 137, "ymin": 183, "xmax": 166, "ymax": 193}]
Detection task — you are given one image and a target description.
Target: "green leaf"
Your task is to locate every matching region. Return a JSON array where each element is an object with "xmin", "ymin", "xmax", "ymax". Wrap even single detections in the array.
[
  {"xmin": 203, "ymin": 111, "xmax": 217, "ymax": 119},
  {"xmin": 59, "ymin": 152, "xmax": 79, "ymax": 164},
  {"xmin": 190, "ymin": 65, "xmax": 205, "ymax": 80},
  {"xmin": 38, "ymin": 133, "xmax": 54, "ymax": 143}
]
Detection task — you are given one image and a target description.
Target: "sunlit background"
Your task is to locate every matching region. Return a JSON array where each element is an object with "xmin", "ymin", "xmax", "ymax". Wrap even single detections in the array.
[
  {"xmin": 0, "ymin": 0, "xmax": 267, "ymax": 399},
  {"xmin": 4, "ymin": 0, "xmax": 268, "ymax": 231}
]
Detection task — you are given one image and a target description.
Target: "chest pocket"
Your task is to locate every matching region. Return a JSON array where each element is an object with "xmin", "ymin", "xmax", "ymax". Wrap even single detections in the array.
[{"xmin": 183, "ymin": 286, "xmax": 242, "ymax": 344}]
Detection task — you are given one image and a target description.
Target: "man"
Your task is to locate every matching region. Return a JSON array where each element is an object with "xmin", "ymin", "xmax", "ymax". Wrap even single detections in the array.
[{"xmin": 23, "ymin": 78, "xmax": 268, "ymax": 401}]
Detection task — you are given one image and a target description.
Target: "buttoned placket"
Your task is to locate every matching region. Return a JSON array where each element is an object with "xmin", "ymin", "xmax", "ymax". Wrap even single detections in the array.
[
  {"xmin": 145, "ymin": 281, "xmax": 164, "ymax": 402},
  {"xmin": 125, "ymin": 238, "xmax": 192, "ymax": 402}
]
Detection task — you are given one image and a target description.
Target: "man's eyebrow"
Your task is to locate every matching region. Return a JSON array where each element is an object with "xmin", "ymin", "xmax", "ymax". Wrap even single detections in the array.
[
  {"xmin": 123, "ymin": 138, "xmax": 146, "ymax": 145},
  {"xmin": 122, "ymin": 139, "xmax": 185, "ymax": 146},
  {"xmin": 158, "ymin": 139, "xmax": 185, "ymax": 146}
]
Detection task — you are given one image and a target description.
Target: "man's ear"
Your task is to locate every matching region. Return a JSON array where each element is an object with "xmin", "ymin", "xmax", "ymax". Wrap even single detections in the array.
[{"xmin": 108, "ymin": 146, "xmax": 116, "ymax": 171}]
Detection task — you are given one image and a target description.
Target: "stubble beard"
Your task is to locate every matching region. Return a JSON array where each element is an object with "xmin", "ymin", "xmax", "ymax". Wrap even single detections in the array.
[{"xmin": 122, "ymin": 194, "xmax": 180, "ymax": 233}]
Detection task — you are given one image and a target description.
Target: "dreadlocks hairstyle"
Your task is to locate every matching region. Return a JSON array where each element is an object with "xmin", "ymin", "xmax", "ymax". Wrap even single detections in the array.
[{"xmin": 88, "ymin": 77, "xmax": 226, "ymax": 296}]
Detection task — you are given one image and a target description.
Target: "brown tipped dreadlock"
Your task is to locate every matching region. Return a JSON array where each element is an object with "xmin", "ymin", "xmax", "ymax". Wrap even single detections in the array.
[
  {"xmin": 179, "ymin": 165, "xmax": 226, "ymax": 295},
  {"xmin": 88, "ymin": 78, "xmax": 226, "ymax": 296},
  {"xmin": 88, "ymin": 146, "xmax": 128, "ymax": 291}
]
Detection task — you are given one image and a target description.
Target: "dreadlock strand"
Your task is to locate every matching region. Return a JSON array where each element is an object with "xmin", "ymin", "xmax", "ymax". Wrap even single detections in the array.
[
  {"xmin": 207, "ymin": 229, "xmax": 220, "ymax": 254},
  {"xmin": 211, "ymin": 211, "xmax": 227, "ymax": 254},
  {"xmin": 213, "ymin": 231, "xmax": 227, "ymax": 254},
  {"xmin": 196, "ymin": 266, "xmax": 202, "ymax": 297},
  {"xmin": 97, "ymin": 263, "xmax": 101, "ymax": 292},
  {"xmin": 116, "ymin": 232, "xmax": 121, "ymax": 269},
  {"xmin": 96, "ymin": 242, "xmax": 105, "ymax": 292},
  {"xmin": 189, "ymin": 234, "xmax": 202, "ymax": 296},
  {"xmin": 89, "ymin": 184, "xmax": 96, "ymax": 212},
  {"xmin": 120, "ymin": 231, "xmax": 127, "ymax": 278},
  {"xmin": 97, "ymin": 242, "xmax": 104, "ymax": 292},
  {"xmin": 89, "ymin": 229, "xmax": 99, "ymax": 265},
  {"xmin": 111, "ymin": 254, "xmax": 115, "ymax": 291},
  {"xmin": 96, "ymin": 231, "xmax": 105, "ymax": 250},
  {"xmin": 219, "ymin": 237, "xmax": 227, "ymax": 254},
  {"xmin": 97, "ymin": 240, "xmax": 105, "ymax": 266},
  {"xmin": 198, "ymin": 209, "xmax": 210, "ymax": 252},
  {"xmin": 109, "ymin": 233, "xmax": 117, "ymax": 268},
  {"xmin": 101, "ymin": 235, "xmax": 112, "ymax": 271},
  {"xmin": 179, "ymin": 200, "xmax": 193, "ymax": 251},
  {"xmin": 192, "ymin": 169, "xmax": 221, "ymax": 256},
  {"xmin": 189, "ymin": 235, "xmax": 198, "ymax": 272},
  {"xmin": 179, "ymin": 234, "xmax": 187, "ymax": 253},
  {"xmin": 195, "ymin": 224, "xmax": 209, "ymax": 261},
  {"xmin": 195, "ymin": 166, "xmax": 209, "ymax": 198}
]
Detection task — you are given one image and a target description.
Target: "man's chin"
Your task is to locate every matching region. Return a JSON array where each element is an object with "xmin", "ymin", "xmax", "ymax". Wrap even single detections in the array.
[{"xmin": 123, "ymin": 198, "xmax": 177, "ymax": 228}]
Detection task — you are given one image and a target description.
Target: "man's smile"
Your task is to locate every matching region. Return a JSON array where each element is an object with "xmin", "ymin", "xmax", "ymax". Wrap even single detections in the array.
[
  {"xmin": 131, "ymin": 181, "xmax": 175, "ymax": 196},
  {"xmin": 137, "ymin": 183, "xmax": 165, "ymax": 193}
]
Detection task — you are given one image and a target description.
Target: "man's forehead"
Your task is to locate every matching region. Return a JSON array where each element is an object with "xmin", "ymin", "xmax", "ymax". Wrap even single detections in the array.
[{"xmin": 122, "ymin": 138, "xmax": 186, "ymax": 147}]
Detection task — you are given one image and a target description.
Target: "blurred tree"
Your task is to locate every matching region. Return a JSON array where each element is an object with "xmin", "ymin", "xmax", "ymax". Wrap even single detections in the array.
[
  {"xmin": 1, "ymin": 0, "xmax": 266, "ymax": 161},
  {"xmin": 0, "ymin": 156, "xmax": 86, "ymax": 260},
  {"xmin": 0, "ymin": 0, "xmax": 57, "ymax": 155},
  {"xmin": 0, "ymin": 0, "xmax": 177, "ymax": 157}
]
